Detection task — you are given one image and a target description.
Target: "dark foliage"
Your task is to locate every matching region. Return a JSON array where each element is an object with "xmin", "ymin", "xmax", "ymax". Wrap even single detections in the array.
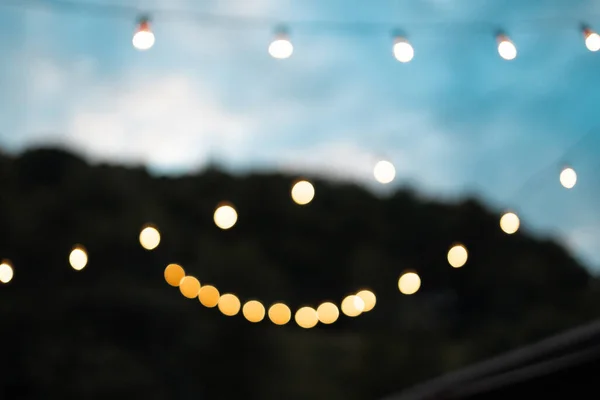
[{"xmin": 0, "ymin": 148, "xmax": 598, "ymax": 399}]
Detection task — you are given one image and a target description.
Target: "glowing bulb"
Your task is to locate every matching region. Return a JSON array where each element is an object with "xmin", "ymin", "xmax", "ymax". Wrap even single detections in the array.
[
  {"xmin": 179, "ymin": 276, "xmax": 201, "ymax": 299},
  {"xmin": 198, "ymin": 285, "xmax": 220, "ymax": 308},
  {"xmin": 139, "ymin": 225, "xmax": 160, "ymax": 250},
  {"xmin": 132, "ymin": 18, "xmax": 155, "ymax": 50},
  {"xmin": 214, "ymin": 203, "xmax": 238, "ymax": 230},
  {"xmin": 269, "ymin": 31, "xmax": 293, "ymax": 59},
  {"xmin": 393, "ymin": 37, "xmax": 414, "ymax": 63},
  {"xmin": 500, "ymin": 212, "xmax": 520, "ymax": 234},
  {"xmin": 316, "ymin": 302, "xmax": 339, "ymax": 324},
  {"xmin": 584, "ymin": 27, "xmax": 600, "ymax": 52},
  {"xmin": 398, "ymin": 271, "xmax": 421, "ymax": 295},
  {"xmin": 268, "ymin": 303, "xmax": 291, "ymax": 325},
  {"xmin": 242, "ymin": 300, "xmax": 266, "ymax": 323},
  {"xmin": 0, "ymin": 261, "xmax": 13, "ymax": 284},
  {"xmin": 356, "ymin": 290, "xmax": 376, "ymax": 312},
  {"xmin": 295, "ymin": 307, "xmax": 318, "ymax": 329},
  {"xmin": 218, "ymin": 293, "xmax": 241, "ymax": 316},
  {"xmin": 560, "ymin": 167, "xmax": 577, "ymax": 189},
  {"xmin": 291, "ymin": 180, "xmax": 315, "ymax": 205},
  {"xmin": 341, "ymin": 295, "xmax": 364, "ymax": 317},
  {"xmin": 69, "ymin": 246, "xmax": 88, "ymax": 271},
  {"xmin": 164, "ymin": 264, "xmax": 185, "ymax": 287},
  {"xmin": 497, "ymin": 34, "xmax": 517, "ymax": 60},
  {"xmin": 448, "ymin": 244, "xmax": 468, "ymax": 268},
  {"xmin": 374, "ymin": 160, "xmax": 396, "ymax": 184}
]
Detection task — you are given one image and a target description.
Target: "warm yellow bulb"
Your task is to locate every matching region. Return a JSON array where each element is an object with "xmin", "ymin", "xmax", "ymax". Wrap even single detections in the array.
[
  {"xmin": 218, "ymin": 293, "xmax": 241, "ymax": 316},
  {"xmin": 398, "ymin": 271, "xmax": 421, "ymax": 295},
  {"xmin": 268, "ymin": 303, "xmax": 291, "ymax": 325},
  {"xmin": 316, "ymin": 302, "xmax": 339, "ymax": 324},
  {"xmin": 356, "ymin": 290, "xmax": 376, "ymax": 312},
  {"xmin": 500, "ymin": 212, "xmax": 520, "ymax": 234},
  {"xmin": 295, "ymin": 306, "xmax": 318, "ymax": 328},
  {"xmin": 373, "ymin": 160, "xmax": 396, "ymax": 184},
  {"xmin": 198, "ymin": 285, "xmax": 220, "ymax": 308},
  {"xmin": 214, "ymin": 204, "xmax": 238, "ymax": 230},
  {"xmin": 341, "ymin": 295, "xmax": 364, "ymax": 317},
  {"xmin": 243, "ymin": 300, "xmax": 266, "ymax": 323},
  {"xmin": 164, "ymin": 264, "xmax": 185, "ymax": 287},
  {"xmin": 447, "ymin": 244, "xmax": 468, "ymax": 268},
  {"xmin": 69, "ymin": 246, "xmax": 88, "ymax": 271},
  {"xmin": 139, "ymin": 225, "xmax": 160, "ymax": 250},
  {"xmin": 179, "ymin": 276, "xmax": 201, "ymax": 299},
  {"xmin": 0, "ymin": 261, "xmax": 14, "ymax": 284},
  {"xmin": 291, "ymin": 180, "xmax": 315, "ymax": 205}
]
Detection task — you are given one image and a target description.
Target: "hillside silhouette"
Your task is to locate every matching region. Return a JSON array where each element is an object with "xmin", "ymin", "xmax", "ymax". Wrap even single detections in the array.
[{"xmin": 0, "ymin": 147, "xmax": 598, "ymax": 400}]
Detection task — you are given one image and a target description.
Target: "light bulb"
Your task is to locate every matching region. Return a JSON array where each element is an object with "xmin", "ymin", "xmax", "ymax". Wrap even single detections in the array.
[
  {"xmin": 500, "ymin": 212, "xmax": 520, "ymax": 234},
  {"xmin": 133, "ymin": 18, "xmax": 155, "ymax": 50},
  {"xmin": 269, "ymin": 31, "xmax": 293, "ymax": 59},
  {"xmin": 214, "ymin": 203, "xmax": 238, "ymax": 230},
  {"xmin": 291, "ymin": 180, "xmax": 315, "ymax": 205},
  {"xmin": 69, "ymin": 246, "xmax": 88, "ymax": 271},
  {"xmin": 0, "ymin": 261, "xmax": 13, "ymax": 284},
  {"xmin": 393, "ymin": 37, "xmax": 414, "ymax": 63},
  {"xmin": 373, "ymin": 160, "xmax": 396, "ymax": 184},
  {"xmin": 560, "ymin": 167, "xmax": 577, "ymax": 189},
  {"xmin": 497, "ymin": 34, "xmax": 517, "ymax": 60},
  {"xmin": 583, "ymin": 27, "xmax": 600, "ymax": 52}
]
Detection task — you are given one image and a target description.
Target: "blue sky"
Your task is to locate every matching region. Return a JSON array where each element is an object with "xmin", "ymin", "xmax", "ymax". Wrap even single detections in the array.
[{"xmin": 1, "ymin": 0, "xmax": 600, "ymax": 271}]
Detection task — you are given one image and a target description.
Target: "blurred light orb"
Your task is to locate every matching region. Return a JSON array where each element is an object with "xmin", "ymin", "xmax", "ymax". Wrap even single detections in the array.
[
  {"xmin": 341, "ymin": 295, "xmax": 364, "ymax": 317},
  {"xmin": 393, "ymin": 38, "xmax": 414, "ymax": 63},
  {"xmin": 179, "ymin": 276, "xmax": 201, "ymax": 299},
  {"xmin": 374, "ymin": 160, "xmax": 396, "ymax": 184},
  {"xmin": 295, "ymin": 306, "xmax": 318, "ymax": 329},
  {"xmin": 69, "ymin": 246, "xmax": 88, "ymax": 271},
  {"xmin": 398, "ymin": 271, "xmax": 421, "ymax": 295},
  {"xmin": 560, "ymin": 167, "xmax": 577, "ymax": 189},
  {"xmin": 243, "ymin": 300, "xmax": 266, "ymax": 323},
  {"xmin": 291, "ymin": 180, "xmax": 315, "ymax": 205},
  {"xmin": 498, "ymin": 38, "xmax": 517, "ymax": 60},
  {"xmin": 198, "ymin": 285, "xmax": 220, "ymax": 308},
  {"xmin": 164, "ymin": 263, "xmax": 185, "ymax": 287},
  {"xmin": 268, "ymin": 303, "xmax": 291, "ymax": 325},
  {"xmin": 448, "ymin": 244, "xmax": 468, "ymax": 268},
  {"xmin": 214, "ymin": 204, "xmax": 238, "ymax": 230},
  {"xmin": 356, "ymin": 289, "xmax": 376, "ymax": 312},
  {"xmin": 132, "ymin": 19, "xmax": 155, "ymax": 50},
  {"xmin": 585, "ymin": 31, "xmax": 600, "ymax": 52},
  {"xmin": 269, "ymin": 35, "xmax": 293, "ymax": 59},
  {"xmin": 218, "ymin": 293, "xmax": 241, "ymax": 316},
  {"xmin": 316, "ymin": 302, "xmax": 339, "ymax": 324},
  {"xmin": 0, "ymin": 261, "xmax": 13, "ymax": 284},
  {"xmin": 500, "ymin": 212, "xmax": 520, "ymax": 234},
  {"xmin": 139, "ymin": 225, "xmax": 160, "ymax": 250}
]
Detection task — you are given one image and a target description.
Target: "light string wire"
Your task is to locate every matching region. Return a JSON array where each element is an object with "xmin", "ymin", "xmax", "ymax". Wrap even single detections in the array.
[{"xmin": 3, "ymin": 0, "xmax": 600, "ymax": 36}]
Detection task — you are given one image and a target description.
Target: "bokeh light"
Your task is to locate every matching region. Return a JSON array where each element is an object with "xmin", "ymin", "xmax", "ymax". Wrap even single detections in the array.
[
  {"xmin": 560, "ymin": 167, "xmax": 577, "ymax": 189},
  {"xmin": 398, "ymin": 271, "xmax": 421, "ymax": 295},
  {"xmin": 497, "ymin": 36, "xmax": 517, "ymax": 60},
  {"xmin": 132, "ymin": 18, "xmax": 155, "ymax": 50},
  {"xmin": 214, "ymin": 203, "xmax": 238, "ymax": 230},
  {"xmin": 179, "ymin": 276, "xmax": 201, "ymax": 299},
  {"xmin": 69, "ymin": 246, "xmax": 88, "ymax": 271},
  {"xmin": 243, "ymin": 300, "xmax": 266, "ymax": 323},
  {"xmin": 0, "ymin": 261, "xmax": 13, "ymax": 284},
  {"xmin": 356, "ymin": 289, "xmax": 376, "ymax": 312},
  {"xmin": 500, "ymin": 212, "xmax": 520, "ymax": 234},
  {"xmin": 393, "ymin": 37, "xmax": 414, "ymax": 63},
  {"xmin": 139, "ymin": 225, "xmax": 160, "ymax": 250},
  {"xmin": 341, "ymin": 295, "xmax": 365, "ymax": 317},
  {"xmin": 164, "ymin": 264, "xmax": 185, "ymax": 287},
  {"xmin": 584, "ymin": 29, "xmax": 600, "ymax": 51},
  {"xmin": 295, "ymin": 306, "xmax": 318, "ymax": 328},
  {"xmin": 218, "ymin": 293, "xmax": 241, "ymax": 316},
  {"xmin": 373, "ymin": 160, "xmax": 396, "ymax": 184},
  {"xmin": 198, "ymin": 285, "xmax": 220, "ymax": 308},
  {"xmin": 316, "ymin": 302, "xmax": 339, "ymax": 324},
  {"xmin": 269, "ymin": 33, "xmax": 293, "ymax": 59},
  {"xmin": 447, "ymin": 244, "xmax": 468, "ymax": 268},
  {"xmin": 268, "ymin": 303, "xmax": 291, "ymax": 325},
  {"xmin": 291, "ymin": 180, "xmax": 315, "ymax": 205}
]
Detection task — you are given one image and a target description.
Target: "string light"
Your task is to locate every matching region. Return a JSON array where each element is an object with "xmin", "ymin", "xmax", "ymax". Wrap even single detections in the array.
[
  {"xmin": 164, "ymin": 263, "xmax": 185, "ymax": 287},
  {"xmin": 447, "ymin": 244, "xmax": 468, "ymax": 268},
  {"xmin": 242, "ymin": 300, "xmax": 266, "ymax": 323},
  {"xmin": 0, "ymin": 260, "xmax": 13, "ymax": 284},
  {"xmin": 316, "ymin": 302, "xmax": 339, "ymax": 324},
  {"xmin": 268, "ymin": 303, "xmax": 292, "ymax": 325},
  {"xmin": 500, "ymin": 212, "xmax": 520, "ymax": 234},
  {"xmin": 198, "ymin": 285, "xmax": 220, "ymax": 307},
  {"xmin": 132, "ymin": 16, "xmax": 155, "ymax": 50},
  {"xmin": 69, "ymin": 245, "xmax": 88, "ymax": 271},
  {"xmin": 295, "ymin": 306, "xmax": 318, "ymax": 328},
  {"xmin": 179, "ymin": 276, "xmax": 201, "ymax": 298},
  {"xmin": 497, "ymin": 33, "xmax": 517, "ymax": 60},
  {"xmin": 139, "ymin": 224, "xmax": 161, "ymax": 250},
  {"xmin": 560, "ymin": 166, "xmax": 577, "ymax": 189},
  {"xmin": 218, "ymin": 293, "xmax": 241, "ymax": 316},
  {"xmin": 214, "ymin": 203, "xmax": 238, "ymax": 230},
  {"xmin": 393, "ymin": 36, "xmax": 414, "ymax": 63},
  {"xmin": 341, "ymin": 295, "xmax": 365, "ymax": 317},
  {"xmin": 269, "ymin": 29, "xmax": 293, "ymax": 59},
  {"xmin": 398, "ymin": 271, "xmax": 421, "ymax": 295},
  {"xmin": 373, "ymin": 160, "xmax": 396, "ymax": 184},
  {"xmin": 291, "ymin": 180, "xmax": 315, "ymax": 205},
  {"xmin": 356, "ymin": 289, "xmax": 376, "ymax": 312},
  {"xmin": 583, "ymin": 26, "xmax": 600, "ymax": 52}
]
